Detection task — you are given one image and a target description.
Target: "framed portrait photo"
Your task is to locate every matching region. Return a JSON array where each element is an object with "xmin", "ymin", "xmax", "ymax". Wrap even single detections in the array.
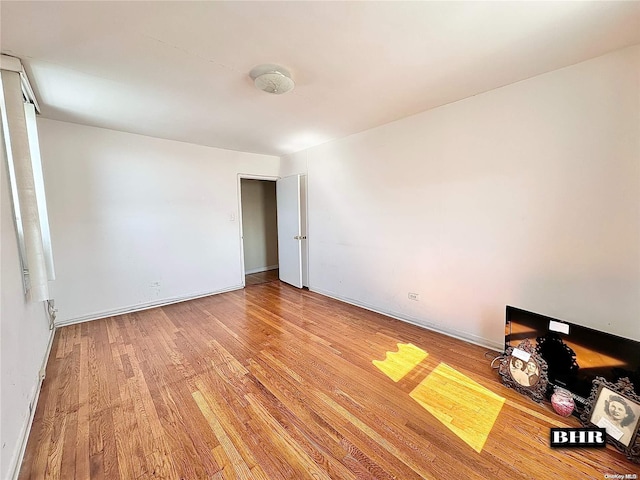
[
  {"xmin": 498, "ymin": 339, "xmax": 548, "ymax": 403},
  {"xmin": 580, "ymin": 377, "xmax": 640, "ymax": 463}
]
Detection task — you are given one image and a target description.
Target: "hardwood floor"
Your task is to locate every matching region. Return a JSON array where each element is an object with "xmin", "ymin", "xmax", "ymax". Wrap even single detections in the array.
[
  {"xmin": 245, "ymin": 269, "xmax": 279, "ymax": 286},
  {"xmin": 19, "ymin": 282, "xmax": 636, "ymax": 479}
]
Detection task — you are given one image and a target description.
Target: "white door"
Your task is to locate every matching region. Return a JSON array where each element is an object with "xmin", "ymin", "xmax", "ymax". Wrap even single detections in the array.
[{"xmin": 277, "ymin": 175, "xmax": 303, "ymax": 288}]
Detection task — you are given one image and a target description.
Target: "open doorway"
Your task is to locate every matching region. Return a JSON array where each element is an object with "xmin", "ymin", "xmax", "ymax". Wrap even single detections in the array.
[{"xmin": 240, "ymin": 178, "xmax": 279, "ymax": 286}]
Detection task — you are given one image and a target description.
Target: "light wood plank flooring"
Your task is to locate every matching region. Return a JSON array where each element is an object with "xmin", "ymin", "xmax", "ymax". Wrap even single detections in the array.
[
  {"xmin": 245, "ymin": 269, "xmax": 279, "ymax": 286},
  {"xmin": 19, "ymin": 281, "xmax": 636, "ymax": 479}
]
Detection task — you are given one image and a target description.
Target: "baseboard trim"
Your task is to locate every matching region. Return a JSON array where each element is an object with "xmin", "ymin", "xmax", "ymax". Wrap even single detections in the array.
[
  {"xmin": 54, "ymin": 285, "xmax": 244, "ymax": 328},
  {"xmin": 309, "ymin": 286, "xmax": 503, "ymax": 352},
  {"xmin": 10, "ymin": 326, "xmax": 56, "ymax": 480},
  {"xmin": 245, "ymin": 265, "xmax": 279, "ymax": 275}
]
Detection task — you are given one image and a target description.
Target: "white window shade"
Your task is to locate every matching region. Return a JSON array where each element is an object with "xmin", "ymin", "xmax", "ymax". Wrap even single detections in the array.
[
  {"xmin": 0, "ymin": 68, "xmax": 52, "ymax": 301},
  {"xmin": 24, "ymin": 102, "xmax": 55, "ymax": 281}
]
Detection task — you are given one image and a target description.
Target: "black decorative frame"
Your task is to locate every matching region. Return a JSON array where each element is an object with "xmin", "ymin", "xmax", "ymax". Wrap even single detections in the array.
[
  {"xmin": 580, "ymin": 377, "xmax": 640, "ymax": 463},
  {"xmin": 498, "ymin": 339, "xmax": 548, "ymax": 403},
  {"xmin": 535, "ymin": 332, "xmax": 579, "ymax": 386}
]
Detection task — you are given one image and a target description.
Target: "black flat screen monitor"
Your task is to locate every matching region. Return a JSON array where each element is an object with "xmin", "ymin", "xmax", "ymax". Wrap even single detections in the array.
[{"xmin": 505, "ymin": 306, "xmax": 640, "ymax": 407}]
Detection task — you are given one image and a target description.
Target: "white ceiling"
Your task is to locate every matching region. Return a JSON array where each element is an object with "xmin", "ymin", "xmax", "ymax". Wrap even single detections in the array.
[{"xmin": 2, "ymin": 2, "xmax": 640, "ymax": 156}]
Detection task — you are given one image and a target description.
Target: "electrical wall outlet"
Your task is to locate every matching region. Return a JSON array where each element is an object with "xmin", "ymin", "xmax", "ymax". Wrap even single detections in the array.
[
  {"xmin": 408, "ymin": 292, "xmax": 419, "ymax": 301},
  {"xmin": 150, "ymin": 281, "xmax": 161, "ymax": 299}
]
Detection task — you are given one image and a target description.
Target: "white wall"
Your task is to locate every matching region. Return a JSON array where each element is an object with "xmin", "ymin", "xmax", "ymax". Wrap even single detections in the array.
[
  {"xmin": 280, "ymin": 151, "xmax": 308, "ymax": 178},
  {"xmin": 301, "ymin": 45, "xmax": 640, "ymax": 348},
  {"xmin": 240, "ymin": 179, "xmax": 278, "ymax": 273},
  {"xmin": 37, "ymin": 119, "xmax": 279, "ymax": 324},
  {"xmin": 1, "ymin": 143, "xmax": 53, "ymax": 480}
]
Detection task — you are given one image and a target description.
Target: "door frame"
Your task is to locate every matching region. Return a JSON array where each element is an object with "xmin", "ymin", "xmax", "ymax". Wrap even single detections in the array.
[{"xmin": 237, "ymin": 174, "xmax": 280, "ymax": 287}]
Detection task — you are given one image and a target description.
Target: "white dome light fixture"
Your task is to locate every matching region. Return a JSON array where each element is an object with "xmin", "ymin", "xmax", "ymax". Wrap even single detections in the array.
[{"xmin": 250, "ymin": 64, "xmax": 295, "ymax": 95}]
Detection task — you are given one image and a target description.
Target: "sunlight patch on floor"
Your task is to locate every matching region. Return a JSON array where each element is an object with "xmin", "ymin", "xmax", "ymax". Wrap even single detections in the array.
[
  {"xmin": 409, "ymin": 363, "xmax": 505, "ymax": 453},
  {"xmin": 372, "ymin": 343, "xmax": 428, "ymax": 382}
]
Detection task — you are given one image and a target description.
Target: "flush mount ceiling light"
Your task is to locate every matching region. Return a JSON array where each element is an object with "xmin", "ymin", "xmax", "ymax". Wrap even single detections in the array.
[{"xmin": 249, "ymin": 64, "xmax": 295, "ymax": 95}]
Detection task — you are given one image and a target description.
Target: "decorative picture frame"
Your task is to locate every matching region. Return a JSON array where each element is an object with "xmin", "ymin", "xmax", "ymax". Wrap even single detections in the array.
[
  {"xmin": 498, "ymin": 339, "xmax": 549, "ymax": 403},
  {"xmin": 580, "ymin": 377, "xmax": 640, "ymax": 463}
]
